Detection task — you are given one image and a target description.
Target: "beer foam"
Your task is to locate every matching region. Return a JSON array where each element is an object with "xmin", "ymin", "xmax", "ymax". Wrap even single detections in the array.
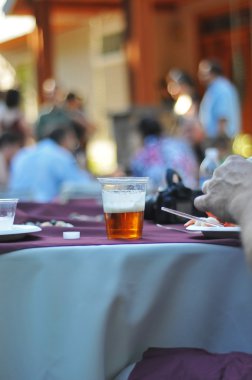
[{"xmin": 102, "ymin": 190, "xmax": 145, "ymax": 213}]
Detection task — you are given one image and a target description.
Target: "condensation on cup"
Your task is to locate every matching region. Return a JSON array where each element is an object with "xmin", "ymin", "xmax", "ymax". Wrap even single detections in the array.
[{"xmin": 97, "ymin": 177, "xmax": 149, "ymax": 239}]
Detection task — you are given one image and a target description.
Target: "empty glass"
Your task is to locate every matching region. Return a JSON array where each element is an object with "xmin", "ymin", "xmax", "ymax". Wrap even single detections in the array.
[{"xmin": 0, "ymin": 199, "xmax": 18, "ymax": 229}]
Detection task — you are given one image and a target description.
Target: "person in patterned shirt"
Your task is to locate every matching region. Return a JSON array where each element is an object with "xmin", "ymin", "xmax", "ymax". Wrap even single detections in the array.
[{"xmin": 130, "ymin": 117, "xmax": 199, "ymax": 192}]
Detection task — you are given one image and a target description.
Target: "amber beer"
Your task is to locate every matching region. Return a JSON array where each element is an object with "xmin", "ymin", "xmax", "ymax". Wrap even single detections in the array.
[
  {"xmin": 104, "ymin": 210, "xmax": 144, "ymax": 239},
  {"xmin": 98, "ymin": 177, "xmax": 148, "ymax": 240}
]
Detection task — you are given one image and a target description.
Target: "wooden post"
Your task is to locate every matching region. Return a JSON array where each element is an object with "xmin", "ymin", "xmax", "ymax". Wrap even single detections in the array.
[
  {"xmin": 32, "ymin": 0, "xmax": 53, "ymax": 104},
  {"xmin": 124, "ymin": 0, "xmax": 157, "ymax": 105}
]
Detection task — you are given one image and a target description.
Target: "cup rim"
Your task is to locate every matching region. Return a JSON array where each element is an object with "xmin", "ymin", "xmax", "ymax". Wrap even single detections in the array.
[
  {"xmin": 0, "ymin": 199, "xmax": 19, "ymax": 203},
  {"xmin": 97, "ymin": 177, "xmax": 149, "ymax": 184}
]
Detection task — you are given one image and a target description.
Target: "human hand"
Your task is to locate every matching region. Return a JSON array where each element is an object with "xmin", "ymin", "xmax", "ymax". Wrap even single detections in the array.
[
  {"xmin": 184, "ymin": 216, "xmax": 222, "ymax": 227},
  {"xmin": 194, "ymin": 155, "xmax": 252, "ymax": 225}
]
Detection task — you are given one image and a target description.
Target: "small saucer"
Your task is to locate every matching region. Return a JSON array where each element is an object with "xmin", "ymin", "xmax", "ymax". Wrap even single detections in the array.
[
  {"xmin": 186, "ymin": 225, "xmax": 240, "ymax": 239},
  {"xmin": 0, "ymin": 225, "xmax": 42, "ymax": 242}
]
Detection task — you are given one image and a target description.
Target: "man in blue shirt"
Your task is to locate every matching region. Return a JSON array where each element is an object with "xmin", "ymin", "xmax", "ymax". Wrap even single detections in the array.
[
  {"xmin": 198, "ymin": 59, "xmax": 241, "ymax": 143},
  {"xmin": 8, "ymin": 124, "xmax": 98, "ymax": 202}
]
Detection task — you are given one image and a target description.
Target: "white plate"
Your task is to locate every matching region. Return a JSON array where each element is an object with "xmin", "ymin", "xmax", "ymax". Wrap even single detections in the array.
[
  {"xmin": 186, "ymin": 225, "xmax": 241, "ymax": 239},
  {"xmin": 0, "ymin": 224, "xmax": 42, "ymax": 242}
]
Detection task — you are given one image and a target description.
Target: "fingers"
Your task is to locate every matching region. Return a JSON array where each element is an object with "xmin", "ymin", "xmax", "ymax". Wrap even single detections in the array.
[
  {"xmin": 195, "ymin": 155, "xmax": 246, "ymax": 214},
  {"xmin": 194, "ymin": 194, "xmax": 208, "ymax": 211},
  {"xmin": 213, "ymin": 155, "xmax": 245, "ymax": 178},
  {"xmin": 184, "ymin": 219, "xmax": 195, "ymax": 227},
  {"xmin": 225, "ymin": 154, "xmax": 245, "ymax": 163},
  {"xmin": 201, "ymin": 179, "xmax": 211, "ymax": 194},
  {"xmin": 194, "ymin": 179, "xmax": 212, "ymax": 211}
]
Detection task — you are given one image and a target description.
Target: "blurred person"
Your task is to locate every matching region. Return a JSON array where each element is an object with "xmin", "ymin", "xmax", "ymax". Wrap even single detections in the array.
[
  {"xmin": 8, "ymin": 123, "xmax": 97, "ymax": 202},
  {"xmin": 35, "ymin": 88, "xmax": 95, "ymax": 172},
  {"xmin": 167, "ymin": 68, "xmax": 199, "ymax": 117},
  {"xmin": 157, "ymin": 77, "xmax": 174, "ymax": 110},
  {"xmin": 166, "ymin": 69, "xmax": 205, "ymax": 165},
  {"xmin": 34, "ymin": 78, "xmax": 67, "ymax": 141},
  {"xmin": 35, "ymin": 105, "xmax": 90, "ymax": 173},
  {"xmin": 0, "ymin": 88, "xmax": 30, "ymax": 145},
  {"xmin": 194, "ymin": 155, "xmax": 252, "ymax": 266},
  {"xmin": 61, "ymin": 92, "xmax": 96, "ymax": 171},
  {"xmin": 64, "ymin": 92, "xmax": 83, "ymax": 112},
  {"xmin": 35, "ymin": 106, "xmax": 71, "ymax": 142},
  {"xmin": 63, "ymin": 91, "xmax": 96, "ymax": 151},
  {"xmin": 40, "ymin": 78, "xmax": 65, "ymax": 114},
  {"xmin": 129, "ymin": 117, "xmax": 199, "ymax": 191},
  {"xmin": 213, "ymin": 135, "xmax": 232, "ymax": 163},
  {"xmin": 198, "ymin": 58, "xmax": 241, "ymax": 148},
  {"xmin": 181, "ymin": 119, "xmax": 205, "ymax": 166},
  {"xmin": 0, "ymin": 91, "xmax": 6, "ymax": 119},
  {"xmin": 0, "ymin": 132, "xmax": 23, "ymax": 190}
]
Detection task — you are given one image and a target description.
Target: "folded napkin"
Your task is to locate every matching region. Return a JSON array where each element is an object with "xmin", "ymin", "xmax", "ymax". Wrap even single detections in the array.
[{"xmin": 129, "ymin": 347, "xmax": 252, "ymax": 380}]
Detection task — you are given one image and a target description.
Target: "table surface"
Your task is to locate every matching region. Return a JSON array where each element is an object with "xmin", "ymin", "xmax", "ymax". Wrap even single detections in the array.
[
  {"xmin": 0, "ymin": 199, "xmax": 241, "ymax": 254},
  {"xmin": 0, "ymin": 201, "xmax": 250, "ymax": 380}
]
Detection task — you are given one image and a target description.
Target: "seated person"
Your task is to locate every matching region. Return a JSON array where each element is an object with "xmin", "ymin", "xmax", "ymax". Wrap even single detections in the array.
[
  {"xmin": 194, "ymin": 155, "xmax": 252, "ymax": 266},
  {"xmin": 63, "ymin": 92, "xmax": 97, "ymax": 169},
  {"xmin": 0, "ymin": 132, "xmax": 23, "ymax": 190},
  {"xmin": 34, "ymin": 105, "xmax": 71, "ymax": 141},
  {"xmin": 8, "ymin": 123, "xmax": 97, "ymax": 202},
  {"xmin": 130, "ymin": 117, "xmax": 199, "ymax": 191},
  {"xmin": 0, "ymin": 88, "xmax": 31, "ymax": 146}
]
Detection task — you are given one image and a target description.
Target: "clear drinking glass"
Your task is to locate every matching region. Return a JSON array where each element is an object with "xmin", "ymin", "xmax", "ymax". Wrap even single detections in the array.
[
  {"xmin": 0, "ymin": 199, "xmax": 18, "ymax": 229},
  {"xmin": 97, "ymin": 177, "xmax": 148, "ymax": 239}
]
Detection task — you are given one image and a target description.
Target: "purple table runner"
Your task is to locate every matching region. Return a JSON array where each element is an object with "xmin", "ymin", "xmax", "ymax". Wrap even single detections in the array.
[
  {"xmin": 0, "ymin": 200, "xmax": 241, "ymax": 255},
  {"xmin": 129, "ymin": 347, "xmax": 252, "ymax": 380}
]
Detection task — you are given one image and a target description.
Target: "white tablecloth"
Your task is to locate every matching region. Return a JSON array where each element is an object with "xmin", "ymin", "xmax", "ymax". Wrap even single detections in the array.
[{"xmin": 0, "ymin": 243, "xmax": 251, "ymax": 380}]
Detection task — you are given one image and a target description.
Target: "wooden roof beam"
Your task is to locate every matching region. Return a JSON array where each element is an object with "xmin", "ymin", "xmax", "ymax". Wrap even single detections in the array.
[{"xmin": 3, "ymin": 0, "xmax": 123, "ymax": 16}]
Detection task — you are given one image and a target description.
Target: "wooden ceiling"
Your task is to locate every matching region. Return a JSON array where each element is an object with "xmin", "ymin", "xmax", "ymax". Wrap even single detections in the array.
[
  {"xmin": 5, "ymin": 0, "xmax": 122, "ymax": 15},
  {"xmin": 6, "ymin": 0, "xmax": 195, "ymax": 16}
]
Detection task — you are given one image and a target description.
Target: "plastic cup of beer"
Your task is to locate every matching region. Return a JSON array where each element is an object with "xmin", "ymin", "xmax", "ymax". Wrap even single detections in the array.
[{"xmin": 97, "ymin": 177, "xmax": 148, "ymax": 240}]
